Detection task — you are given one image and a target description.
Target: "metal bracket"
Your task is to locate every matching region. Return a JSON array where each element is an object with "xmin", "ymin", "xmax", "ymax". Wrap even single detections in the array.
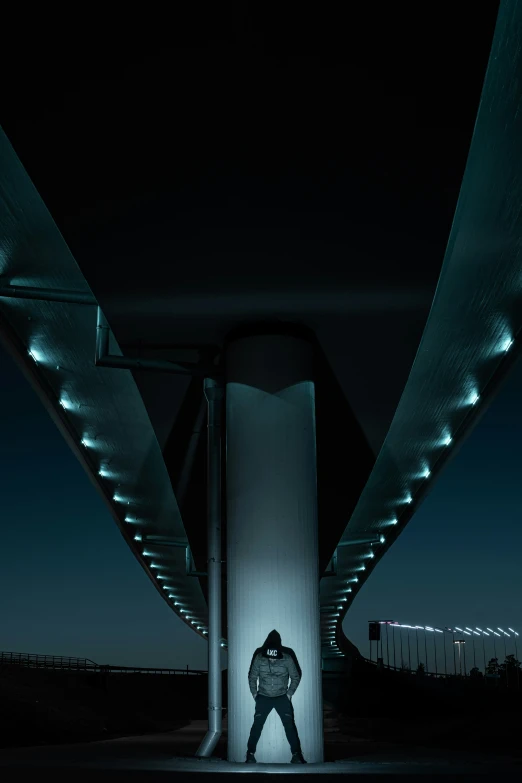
[
  {"xmin": 323, "ymin": 534, "xmax": 382, "ymax": 577},
  {"xmin": 323, "ymin": 550, "xmax": 338, "ymax": 578},
  {"xmin": 140, "ymin": 535, "xmax": 228, "ymax": 577},
  {"xmin": 96, "ymin": 308, "xmax": 221, "ymax": 378},
  {"xmin": 0, "ymin": 278, "xmax": 97, "ymax": 305},
  {"xmin": 0, "ymin": 284, "xmax": 222, "ymax": 376},
  {"xmin": 337, "ymin": 535, "xmax": 382, "ymax": 547}
]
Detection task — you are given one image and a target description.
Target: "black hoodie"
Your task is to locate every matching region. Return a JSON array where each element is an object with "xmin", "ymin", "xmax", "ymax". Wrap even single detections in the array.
[{"xmin": 261, "ymin": 629, "xmax": 284, "ymax": 659}]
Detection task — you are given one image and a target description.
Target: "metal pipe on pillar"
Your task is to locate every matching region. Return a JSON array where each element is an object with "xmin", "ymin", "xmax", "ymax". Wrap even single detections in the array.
[{"xmin": 195, "ymin": 378, "xmax": 224, "ymax": 758}]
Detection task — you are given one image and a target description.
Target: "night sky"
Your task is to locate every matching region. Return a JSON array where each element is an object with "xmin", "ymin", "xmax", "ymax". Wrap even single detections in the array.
[
  {"xmin": 2, "ymin": 7, "xmax": 517, "ymax": 674},
  {"xmin": 1, "ymin": 336, "xmax": 521, "ymax": 670}
]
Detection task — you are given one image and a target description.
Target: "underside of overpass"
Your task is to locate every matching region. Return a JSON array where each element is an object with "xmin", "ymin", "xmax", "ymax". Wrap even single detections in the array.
[{"xmin": 3, "ymin": 0, "xmax": 522, "ymax": 763}]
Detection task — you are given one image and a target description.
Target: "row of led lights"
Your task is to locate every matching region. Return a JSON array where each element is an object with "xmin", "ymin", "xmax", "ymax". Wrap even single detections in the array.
[
  {"xmin": 326, "ymin": 333, "xmax": 517, "ymax": 649},
  {"xmin": 379, "ymin": 334, "xmax": 515, "ymax": 532},
  {"xmin": 144, "ymin": 554, "xmax": 229, "ymax": 645},
  {"xmin": 322, "ymin": 534, "xmax": 387, "ymax": 652},
  {"xmin": 324, "ymin": 622, "xmax": 521, "ymax": 656},
  {"xmin": 37, "ymin": 371, "xmax": 215, "ymax": 644},
  {"xmin": 27, "ymin": 336, "xmax": 219, "ymax": 643},
  {"xmin": 377, "ymin": 622, "xmax": 519, "ymax": 639}
]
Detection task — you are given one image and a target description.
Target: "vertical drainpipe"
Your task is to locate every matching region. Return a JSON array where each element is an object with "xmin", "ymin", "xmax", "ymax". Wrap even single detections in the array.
[{"xmin": 195, "ymin": 378, "xmax": 224, "ymax": 758}]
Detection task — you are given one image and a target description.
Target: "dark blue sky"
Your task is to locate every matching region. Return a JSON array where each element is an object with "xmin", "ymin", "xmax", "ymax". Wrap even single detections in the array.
[{"xmin": 1, "ymin": 339, "xmax": 521, "ymax": 671}]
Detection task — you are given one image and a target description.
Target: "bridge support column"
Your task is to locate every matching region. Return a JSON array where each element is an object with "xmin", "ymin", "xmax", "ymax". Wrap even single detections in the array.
[{"xmin": 225, "ymin": 330, "xmax": 323, "ymax": 764}]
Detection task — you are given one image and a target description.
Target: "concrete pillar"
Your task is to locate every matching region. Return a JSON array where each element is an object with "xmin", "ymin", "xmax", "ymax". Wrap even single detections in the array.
[{"xmin": 225, "ymin": 330, "xmax": 323, "ymax": 764}]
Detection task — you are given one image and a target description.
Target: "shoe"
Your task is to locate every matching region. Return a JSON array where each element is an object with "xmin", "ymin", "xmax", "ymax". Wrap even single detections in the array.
[
  {"xmin": 291, "ymin": 751, "xmax": 307, "ymax": 764},
  {"xmin": 245, "ymin": 751, "xmax": 257, "ymax": 763}
]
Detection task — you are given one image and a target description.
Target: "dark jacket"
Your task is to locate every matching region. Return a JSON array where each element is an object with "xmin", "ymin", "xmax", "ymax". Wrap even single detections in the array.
[{"xmin": 248, "ymin": 630, "xmax": 301, "ymax": 699}]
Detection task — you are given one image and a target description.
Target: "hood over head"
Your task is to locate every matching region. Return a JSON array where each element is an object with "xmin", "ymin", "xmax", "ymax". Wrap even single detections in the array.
[{"xmin": 261, "ymin": 629, "xmax": 283, "ymax": 659}]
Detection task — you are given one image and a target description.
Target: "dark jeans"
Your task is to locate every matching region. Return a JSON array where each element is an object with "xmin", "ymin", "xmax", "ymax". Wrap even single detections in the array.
[{"xmin": 247, "ymin": 694, "xmax": 301, "ymax": 754}]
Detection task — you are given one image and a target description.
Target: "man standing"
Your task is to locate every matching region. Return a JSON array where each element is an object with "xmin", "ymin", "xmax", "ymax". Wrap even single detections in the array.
[{"xmin": 246, "ymin": 629, "xmax": 306, "ymax": 763}]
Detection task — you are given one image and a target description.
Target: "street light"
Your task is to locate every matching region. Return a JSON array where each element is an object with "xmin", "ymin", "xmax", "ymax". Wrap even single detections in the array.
[{"xmin": 454, "ymin": 640, "xmax": 466, "ymax": 676}]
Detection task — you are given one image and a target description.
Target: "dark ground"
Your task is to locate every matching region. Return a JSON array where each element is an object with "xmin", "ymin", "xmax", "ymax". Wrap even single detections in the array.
[
  {"xmin": 0, "ymin": 665, "xmax": 195, "ymax": 748},
  {"xmin": 2, "ymin": 662, "xmax": 522, "ymax": 763},
  {"xmin": 327, "ymin": 659, "xmax": 522, "ymax": 761}
]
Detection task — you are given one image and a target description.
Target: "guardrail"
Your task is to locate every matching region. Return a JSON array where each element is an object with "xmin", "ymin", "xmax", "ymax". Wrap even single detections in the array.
[
  {"xmin": 0, "ymin": 651, "xmax": 207, "ymax": 675},
  {"xmin": 361, "ymin": 655, "xmax": 521, "ymax": 689},
  {"xmin": 362, "ymin": 656, "xmax": 448, "ymax": 678}
]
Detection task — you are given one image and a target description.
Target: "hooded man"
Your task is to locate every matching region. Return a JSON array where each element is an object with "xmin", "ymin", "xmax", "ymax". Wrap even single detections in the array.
[{"xmin": 245, "ymin": 629, "xmax": 306, "ymax": 763}]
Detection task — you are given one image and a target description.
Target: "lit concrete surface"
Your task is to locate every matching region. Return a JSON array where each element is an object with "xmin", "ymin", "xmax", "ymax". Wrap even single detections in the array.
[{"xmin": 0, "ymin": 719, "xmax": 520, "ymax": 780}]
